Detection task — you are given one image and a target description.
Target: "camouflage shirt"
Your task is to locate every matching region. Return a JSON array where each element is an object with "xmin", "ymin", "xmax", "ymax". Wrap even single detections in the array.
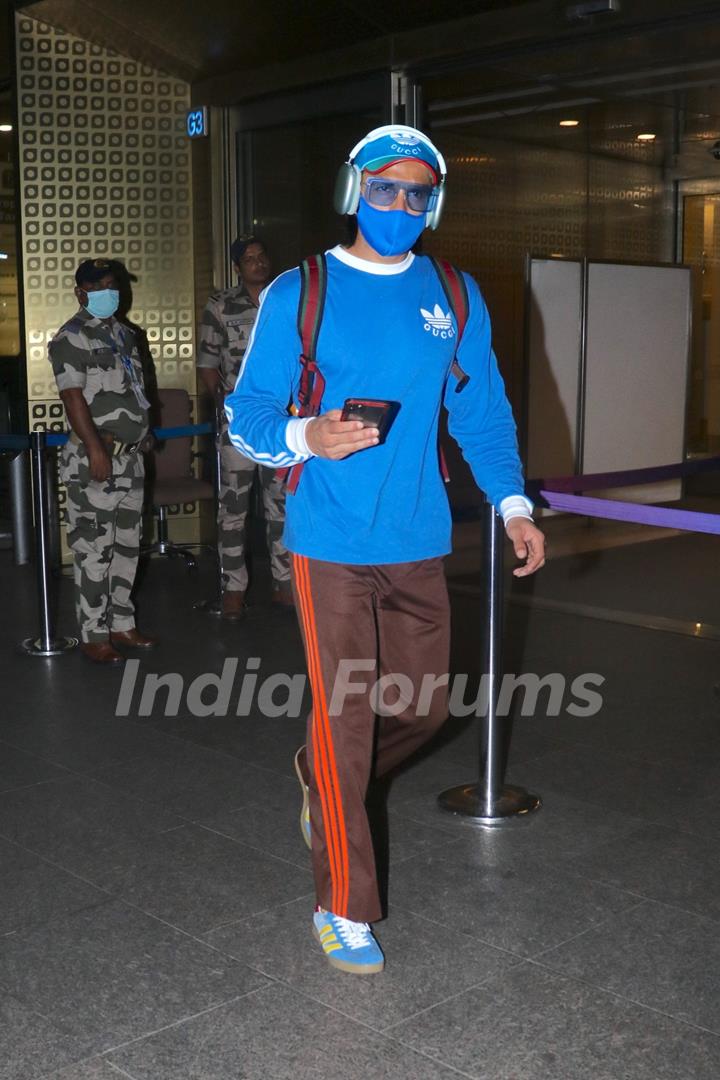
[
  {"xmin": 197, "ymin": 283, "xmax": 259, "ymax": 394},
  {"xmin": 49, "ymin": 308, "xmax": 149, "ymax": 444}
]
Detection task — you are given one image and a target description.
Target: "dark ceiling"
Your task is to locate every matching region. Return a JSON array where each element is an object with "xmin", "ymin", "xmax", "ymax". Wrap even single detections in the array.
[
  {"xmin": 17, "ymin": 0, "xmax": 532, "ymax": 84},
  {"xmin": 3, "ymin": 0, "xmax": 720, "ymax": 143}
]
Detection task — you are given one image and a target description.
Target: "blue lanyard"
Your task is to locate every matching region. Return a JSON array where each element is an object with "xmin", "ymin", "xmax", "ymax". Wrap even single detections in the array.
[
  {"xmin": 107, "ymin": 324, "xmax": 149, "ymax": 408},
  {"xmin": 109, "ymin": 326, "xmax": 138, "ymax": 382}
]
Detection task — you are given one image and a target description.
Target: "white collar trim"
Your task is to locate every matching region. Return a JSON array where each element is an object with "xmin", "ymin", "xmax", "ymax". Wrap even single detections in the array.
[{"xmin": 328, "ymin": 245, "xmax": 415, "ymax": 276}]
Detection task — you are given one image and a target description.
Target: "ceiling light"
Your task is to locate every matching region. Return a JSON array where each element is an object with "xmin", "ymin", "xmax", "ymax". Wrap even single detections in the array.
[
  {"xmin": 0, "ymin": 124, "xmax": 12, "ymax": 133},
  {"xmin": 636, "ymin": 133, "xmax": 656, "ymax": 141},
  {"xmin": 559, "ymin": 119, "xmax": 580, "ymax": 127}
]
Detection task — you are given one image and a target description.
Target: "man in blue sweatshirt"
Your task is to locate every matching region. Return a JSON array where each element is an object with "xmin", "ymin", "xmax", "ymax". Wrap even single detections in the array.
[{"xmin": 226, "ymin": 125, "xmax": 545, "ymax": 975}]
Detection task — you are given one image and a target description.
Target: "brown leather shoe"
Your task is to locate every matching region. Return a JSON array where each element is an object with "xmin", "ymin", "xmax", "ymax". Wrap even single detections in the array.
[
  {"xmin": 81, "ymin": 641, "xmax": 125, "ymax": 665},
  {"xmin": 221, "ymin": 590, "xmax": 246, "ymax": 620},
  {"xmin": 272, "ymin": 582, "xmax": 295, "ymax": 608},
  {"xmin": 110, "ymin": 629, "xmax": 158, "ymax": 649}
]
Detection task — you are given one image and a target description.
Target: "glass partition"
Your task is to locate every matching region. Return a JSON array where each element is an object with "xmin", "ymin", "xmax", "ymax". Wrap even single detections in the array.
[
  {"xmin": 683, "ymin": 191, "xmax": 720, "ymax": 453},
  {"xmin": 239, "ymin": 108, "xmax": 383, "ymax": 276}
]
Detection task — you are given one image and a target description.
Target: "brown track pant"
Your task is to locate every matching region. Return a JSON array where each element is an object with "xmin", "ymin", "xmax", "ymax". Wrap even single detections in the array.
[{"xmin": 291, "ymin": 554, "xmax": 450, "ymax": 924}]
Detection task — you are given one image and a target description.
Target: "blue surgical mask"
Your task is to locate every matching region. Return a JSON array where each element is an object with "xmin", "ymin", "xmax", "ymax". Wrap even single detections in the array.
[
  {"xmin": 85, "ymin": 289, "xmax": 120, "ymax": 319},
  {"xmin": 356, "ymin": 198, "xmax": 426, "ymax": 257}
]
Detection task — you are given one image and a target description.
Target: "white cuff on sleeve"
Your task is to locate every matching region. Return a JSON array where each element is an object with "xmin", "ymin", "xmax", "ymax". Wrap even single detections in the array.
[
  {"xmin": 285, "ymin": 417, "xmax": 315, "ymax": 460},
  {"xmin": 499, "ymin": 494, "xmax": 534, "ymax": 528}
]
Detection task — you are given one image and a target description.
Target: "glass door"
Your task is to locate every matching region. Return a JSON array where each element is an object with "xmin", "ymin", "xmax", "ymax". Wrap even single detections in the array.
[
  {"xmin": 683, "ymin": 190, "xmax": 720, "ymax": 454},
  {"xmin": 232, "ymin": 73, "xmax": 401, "ymax": 275}
]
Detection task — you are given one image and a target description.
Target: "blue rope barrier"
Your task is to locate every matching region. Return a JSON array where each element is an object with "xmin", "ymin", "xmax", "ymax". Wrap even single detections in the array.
[
  {"xmin": 0, "ymin": 422, "xmax": 215, "ymax": 453},
  {"xmin": 153, "ymin": 422, "xmax": 214, "ymax": 439},
  {"xmin": 0, "ymin": 434, "xmax": 32, "ymax": 451}
]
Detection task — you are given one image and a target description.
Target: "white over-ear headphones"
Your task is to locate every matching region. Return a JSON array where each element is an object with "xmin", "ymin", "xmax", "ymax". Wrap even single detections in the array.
[{"xmin": 333, "ymin": 124, "xmax": 447, "ymax": 231}]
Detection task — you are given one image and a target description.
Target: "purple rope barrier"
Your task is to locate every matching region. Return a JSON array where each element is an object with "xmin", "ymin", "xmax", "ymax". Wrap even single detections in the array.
[
  {"xmin": 531, "ymin": 454, "xmax": 720, "ymax": 495},
  {"xmin": 541, "ymin": 490, "xmax": 720, "ymax": 536}
]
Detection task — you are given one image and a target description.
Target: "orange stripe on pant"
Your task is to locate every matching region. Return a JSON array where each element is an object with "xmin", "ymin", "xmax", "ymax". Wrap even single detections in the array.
[
  {"xmin": 292, "ymin": 554, "xmax": 350, "ymax": 915},
  {"xmin": 290, "ymin": 555, "xmax": 451, "ymax": 924},
  {"xmin": 294, "ymin": 555, "xmax": 349, "ymax": 914},
  {"xmin": 292, "ymin": 554, "xmax": 342, "ymax": 911}
]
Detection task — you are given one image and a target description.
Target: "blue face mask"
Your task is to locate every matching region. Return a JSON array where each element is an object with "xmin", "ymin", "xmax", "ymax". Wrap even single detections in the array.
[
  {"xmin": 356, "ymin": 198, "xmax": 426, "ymax": 257},
  {"xmin": 84, "ymin": 288, "xmax": 120, "ymax": 319}
]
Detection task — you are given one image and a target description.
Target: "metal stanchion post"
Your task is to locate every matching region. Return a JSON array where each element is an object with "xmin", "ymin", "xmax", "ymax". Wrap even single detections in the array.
[
  {"xmin": 20, "ymin": 432, "xmax": 77, "ymax": 657},
  {"xmin": 194, "ymin": 410, "xmax": 223, "ymax": 616},
  {"xmin": 9, "ymin": 449, "xmax": 31, "ymax": 566},
  {"xmin": 44, "ymin": 444, "xmax": 62, "ymax": 572},
  {"xmin": 438, "ymin": 500, "xmax": 541, "ymax": 825}
]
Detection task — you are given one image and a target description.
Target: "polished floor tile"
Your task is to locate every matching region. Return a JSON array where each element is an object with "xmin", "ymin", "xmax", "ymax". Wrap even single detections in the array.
[
  {"xmin": 0, "ymin": 741, "xmax": 70, "ymax": 792},
  {"xmin": 510, "ymin": 743, "xmax": 719, "ymax": 823},
  {"xmin": 387, "ymin": 846, "xmax": 641, "ymax": 957},
  {"xmin": 68, "ymin": 823, "xmax": 313, "ymax": 935},
  {"xmin": 554, "ymin": 822, "xmax": 720, "ymax": 921},
  {"xmin": 43, "ymin": 1058, "xmax": 128, "ymax": 1080},
  {"xmin": 2, "ymin": 537, "xmax": 719, "ymax": 1079},
  {"xmin": 389, "ymin": 960, "xmax": 720, "ymax": 1080},
  {"xmin": 538, "ymin": 899, "xmax": 720, "ymax": 1034},
  {"xmin": 0, "ymin": 836, "xmax": 106, "ymax": 935},
  {"xmin": 0, "ymin": 774, "xmax": 182, "ymax": 873},
  {"xmin": 0, "ymin": 900, "xmax": 269, "ymax": 1055},
  {"xmin": 393, "ymin": 788, "xmax": 643, "ymax": 863},
  {"xmin": 90, "ymin": 741, "xmax": 288, "ymax": 819},
  {"xmin": 0, "ymin": 717, "xmax": 185, "ymax": 775},
  {"xmin": 205, "ymin": 897, "xmax": 516, "ymax": 1031},
  {"xmin": 0, "ymin": 992, "xmax": 95, "ymax": 1080},
  {"xmin": 108, "ymin": 982, "xmax": 468, "ymax": 1080}
]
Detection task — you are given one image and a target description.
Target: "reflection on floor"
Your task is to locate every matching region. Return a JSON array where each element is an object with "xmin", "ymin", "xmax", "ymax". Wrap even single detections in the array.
[{"xmin": 2, "ymin": 522, "xmax": 720, "ymax": 1079}]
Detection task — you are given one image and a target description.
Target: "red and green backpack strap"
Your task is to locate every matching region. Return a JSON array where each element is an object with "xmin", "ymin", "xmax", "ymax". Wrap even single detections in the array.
[
  {"xmin": 280, "ymin": 253, "xmax": 328, "ymax": 494},
  {"xmin": 428, "ymin": 257, "xmax": 471, "ymax": 483},
  {"xmin": 428, "ymin": 256, "xmax": 470, "ymax": 391}
]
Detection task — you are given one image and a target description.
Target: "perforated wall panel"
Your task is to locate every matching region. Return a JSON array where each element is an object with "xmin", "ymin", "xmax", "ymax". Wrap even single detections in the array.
[{"xmin": 15, "ymin": 14, "xmax": 203, "ymax": 542}]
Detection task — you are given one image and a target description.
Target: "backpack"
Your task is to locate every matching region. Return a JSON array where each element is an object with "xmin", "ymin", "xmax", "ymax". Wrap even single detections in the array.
[{"xmin": 281, "ymin": 253, "xmax": 469, "ymax": 494}]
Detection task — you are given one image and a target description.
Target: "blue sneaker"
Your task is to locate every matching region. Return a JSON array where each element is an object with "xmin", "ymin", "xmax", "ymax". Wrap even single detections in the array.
[
  {"xmin": 294, "ymin": 747, "xmax": 311, "ymax": 850},
  {"xmin": 313, "ymin": 910, "xmax": 385, "ymax": 974}
]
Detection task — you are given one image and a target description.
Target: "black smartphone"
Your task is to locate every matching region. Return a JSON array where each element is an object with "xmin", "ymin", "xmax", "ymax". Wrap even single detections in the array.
[{"xmin": 340, "ymin": 398, "xmax": 400, "ymax": 442}]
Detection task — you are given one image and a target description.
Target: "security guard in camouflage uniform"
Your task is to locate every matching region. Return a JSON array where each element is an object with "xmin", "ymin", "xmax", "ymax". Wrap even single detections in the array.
[
  {"xmin": 198, "ymin": 235, "xmax": 291, "ymax": 619},
  {"xmin": 50, "ymin": 258, "xmax": 157, "ymax": 664}
]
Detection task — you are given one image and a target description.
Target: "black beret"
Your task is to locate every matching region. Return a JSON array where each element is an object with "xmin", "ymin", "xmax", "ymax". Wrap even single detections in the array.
[
  {"xmin": 75, "ymin": 258, "xmax": 115, "ymax": 286},
  {"xmin": 230, "ymin": 235, "xmax": 265, "ymax": 264}
]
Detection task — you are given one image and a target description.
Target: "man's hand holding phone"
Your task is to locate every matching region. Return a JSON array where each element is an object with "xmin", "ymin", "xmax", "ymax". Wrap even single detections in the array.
[
  {"xmin": 305, "ymin": 409, "xmax": 379, "ymax": 460},
  {"xmin": 305, "ymin": 399, "xmax": 398, "ymax": 460}
]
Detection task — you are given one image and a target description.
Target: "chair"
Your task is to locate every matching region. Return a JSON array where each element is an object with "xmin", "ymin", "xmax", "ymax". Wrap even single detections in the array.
[{"xmin": 142, "ymin": 388, "xmax": 215, "ymax": 569}]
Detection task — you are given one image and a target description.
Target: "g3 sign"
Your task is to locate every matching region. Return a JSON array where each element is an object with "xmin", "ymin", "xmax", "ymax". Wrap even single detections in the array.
[{"xmin": 186, "ymin": 107, "xmax": 208, "ymax": 139}]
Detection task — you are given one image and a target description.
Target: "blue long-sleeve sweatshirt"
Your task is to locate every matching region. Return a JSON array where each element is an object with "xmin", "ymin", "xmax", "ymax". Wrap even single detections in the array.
[{"xmin": 225, "ymin": 245, "xmax": 528, "ymax": 565}]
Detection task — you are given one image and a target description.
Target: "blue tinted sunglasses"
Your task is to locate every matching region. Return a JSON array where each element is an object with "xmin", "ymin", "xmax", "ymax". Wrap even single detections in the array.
[{"xmin": 363, "ymin": 178, "xmax": 438, "ymax": 213}]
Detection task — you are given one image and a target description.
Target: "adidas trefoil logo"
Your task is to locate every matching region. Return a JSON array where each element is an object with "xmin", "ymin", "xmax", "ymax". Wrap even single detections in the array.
[{"xmin": 421, "ymin": 304, "xmax": 455, "ymax": 340}]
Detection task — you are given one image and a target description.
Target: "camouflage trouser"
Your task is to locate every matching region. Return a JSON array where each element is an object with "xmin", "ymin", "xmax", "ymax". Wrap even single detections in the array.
[
  {"xmin": 219, "ymin": 428, "xmax": 290, "ymax": 593},
  {"xmin": 60, "ymin": 441, "xmax": 145, "ymax": 643}
]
